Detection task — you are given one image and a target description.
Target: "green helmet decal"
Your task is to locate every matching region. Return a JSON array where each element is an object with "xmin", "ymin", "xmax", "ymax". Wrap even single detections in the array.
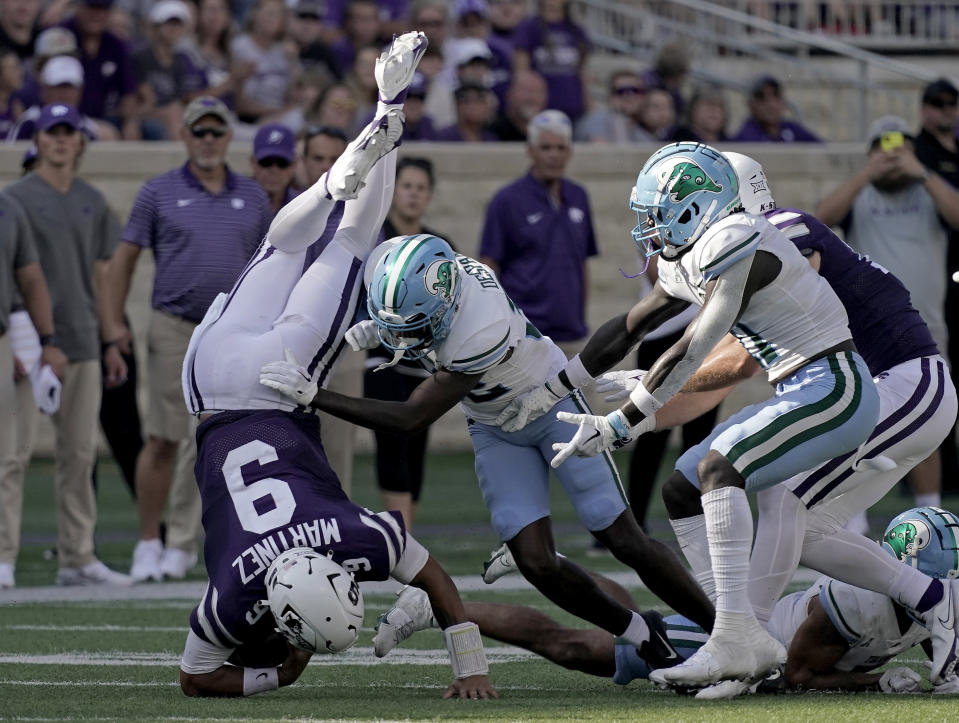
[
  {"xmin": 665, "ymin": 161, "xmax": 723, "ymax": 202},
  {"xmin": 884, "ymin": 519, "xmax": 931, "ymax": 561},
  {"xmin": 425, "ymin": 258, "xmax": 455, "ymax": 301}
]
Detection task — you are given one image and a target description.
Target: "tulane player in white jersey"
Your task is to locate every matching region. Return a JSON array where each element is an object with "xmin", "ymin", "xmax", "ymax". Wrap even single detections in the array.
[
  {"xmin": 260, "ymin": 233, "xmax": 716, "ymax": 668},
  {"xmin": 374, "ymin": 506, "xmax": 959, "ymax": 696},
  {"xmin": 495, "ymin": 142, "xmax": 883, "ymax": 687}
]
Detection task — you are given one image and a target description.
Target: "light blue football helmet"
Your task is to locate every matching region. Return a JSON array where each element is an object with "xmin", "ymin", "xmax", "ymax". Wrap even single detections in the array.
[
  {"xmin": 629, "ymin": 142, "xmax": 741, "ymax": 260},
  {"xmin": 881, "ymin": 506, "xmax": 959, "ymax": 580},
  {"xmin": 366, "ymin": 234, "xmax": 460, "ymax": 360}
]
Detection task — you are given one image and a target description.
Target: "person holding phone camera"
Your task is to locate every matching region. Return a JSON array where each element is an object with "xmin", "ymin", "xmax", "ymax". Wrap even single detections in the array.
[{"xmin": 816, "ymin": 115, "xmax": 959, "ymax": 514}]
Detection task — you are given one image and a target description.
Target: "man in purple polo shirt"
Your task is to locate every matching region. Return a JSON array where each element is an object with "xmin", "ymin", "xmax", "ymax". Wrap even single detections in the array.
[
  {"xmin": 479, "ymin": 109, "xmax": 597, "ymax": 355},
  {"xmin": 250, "ymin": 122, "xmax": 298, "ymax": 216},
  {"xmin": 63, "ymin": 0, "xmax": 139, "ymax": 139},
  {"xmin": 104, "ymin": 96, "xmax": 272, "ymax": 583},
  {"xmin": 732, "ymin": 75, "xmax": 821, "ymax": 143}
]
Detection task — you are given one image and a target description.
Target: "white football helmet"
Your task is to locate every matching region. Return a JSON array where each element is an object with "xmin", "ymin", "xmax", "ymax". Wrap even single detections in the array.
[
  {"xmin": 723, "ymin": 151, "xmax": 776, "ymax": 215},
  {"xmin": 264, "ymin": 547, "xmax": 364, "ymax": 654}
]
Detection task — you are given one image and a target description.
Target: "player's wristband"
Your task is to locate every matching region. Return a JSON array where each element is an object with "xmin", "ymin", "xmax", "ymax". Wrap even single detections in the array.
[
  {"xmin": 561, "ymin": 354, "xmax": 594, "ymax": 390},
  {"xmin": 38, "ymin": 334, "xmax": 57, "ymax": 347},
  {"xmin": 628, "ymin": 382, "xmax": 663, "ymax": 417},
  {"xmin": 443, "ymin": 622, "xmax": 488, "ymax": 679},
  {"xmin": 606, "ymin": 409, "xmax": 633, "ymax": 442},
  {"xmin": 242, "ymin": 667, "xmax": 279, "ymax": 696}
]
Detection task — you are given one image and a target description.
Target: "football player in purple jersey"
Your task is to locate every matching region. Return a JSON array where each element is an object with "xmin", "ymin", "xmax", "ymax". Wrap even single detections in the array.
[{"xmin": 176, "ymin": 32, "xmax": 496, "ymax": 700}]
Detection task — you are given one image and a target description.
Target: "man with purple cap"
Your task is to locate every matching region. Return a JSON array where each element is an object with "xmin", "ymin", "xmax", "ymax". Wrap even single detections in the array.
[
  {"xmin": 62, "ymin": 0, "xmax": 139, "ymax": 138},
  {"xmin": 251, "ymin": 123, "xmax": 299, "ymax": 215},
  {"xmin": 104, "ymin": 95, "xmax": 272, "ymax": 583},
  {"xmin": 733, "ymin": 75, "xmax": 820, "ymax": 143},
  {"xmin": 4, "ymin": 102, "xmax": 129, "ymax": 586}
]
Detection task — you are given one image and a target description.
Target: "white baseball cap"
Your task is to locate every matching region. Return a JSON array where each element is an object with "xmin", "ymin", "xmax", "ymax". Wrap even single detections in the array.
[
  {"xmin": 149, "ymin": 0, "xmax": 192, "ymax": 25},
  {"xmin": 41, "ymin": 55, "xmax": 84, "ymax": 87}
]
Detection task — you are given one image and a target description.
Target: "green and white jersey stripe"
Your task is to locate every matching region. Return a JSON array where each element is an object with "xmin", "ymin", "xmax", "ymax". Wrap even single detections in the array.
[{"xmin": 726, "ymin": 352, "xmax": 864, "ymax": 480}]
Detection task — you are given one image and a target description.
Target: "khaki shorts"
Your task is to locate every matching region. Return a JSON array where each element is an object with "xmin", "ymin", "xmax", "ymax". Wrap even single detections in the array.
[{"xmin": 146, "ymin": 309, "xmax": 197, "ymax": 441}]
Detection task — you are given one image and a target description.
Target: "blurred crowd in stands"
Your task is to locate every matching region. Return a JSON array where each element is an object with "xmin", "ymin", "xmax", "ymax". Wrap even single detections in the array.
[{"xmin": 0, "ymin": 0, "xmax": 840, "ymax": 146}]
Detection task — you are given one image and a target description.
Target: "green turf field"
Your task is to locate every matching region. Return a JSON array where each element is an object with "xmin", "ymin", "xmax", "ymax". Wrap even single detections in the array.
[{"xmin": 1, "ymin": 452, "xmax": 957, "ymax": 721}]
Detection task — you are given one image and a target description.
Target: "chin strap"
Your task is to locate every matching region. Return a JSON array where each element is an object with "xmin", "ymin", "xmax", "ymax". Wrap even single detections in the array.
[{"xmin": 374, "ymin": 346, "xmax": 407, "ymax": 372}]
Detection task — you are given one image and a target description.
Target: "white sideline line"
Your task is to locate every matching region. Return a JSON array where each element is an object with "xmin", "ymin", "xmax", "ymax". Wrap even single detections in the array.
[
  {"xmin": 0, "ymin": 568, "xmax": 821, "ymax": 605},
  {"xmin": 0, "ymin": 646, "xmax": 536, "ymax": 668},
  {"xmin": 4, "ymin": 625, "xmax": 185, "ymax": 632}
]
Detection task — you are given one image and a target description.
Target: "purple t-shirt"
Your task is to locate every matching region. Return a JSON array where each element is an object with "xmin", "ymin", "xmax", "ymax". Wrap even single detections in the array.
[
  {"xmin": 63, "ymin": 20, "xmax": 138, "ymax": 119},
  {"xmin": 189, "ymin": 409, "xmax": 409, "ymax": 648},
  {"xmin": 480, "ymin": 172, "xmax": 598, "ymax": 341},
  {"xmin": 733, "ymin": 117, "xmax": 821, "ymax": 143},
  {"xmin": 486, "ymin": 33, "xmax": 514, "ymax": 109},
  {"xmin": 512, "ymin": 16, "xmax": 590, "ymax": 120},
  {"xmin": 767, "ymin": 207, "xmax": 937, "ymax": 374},
  {"xmin": 323, "ymin": 0, "xmax": 409, "ymax": 26},
  {"xmin": 433, "ymin": 124, "xmax": 497, "ymax": 142},
  {"xmin": 123, "ymin": 163, "xmax": 271, "ymax": 322}
]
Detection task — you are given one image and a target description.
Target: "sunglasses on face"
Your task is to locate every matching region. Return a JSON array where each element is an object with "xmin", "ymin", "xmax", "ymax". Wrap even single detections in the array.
[
  {"xmin": 613, "ymin": 86, "xmax": 644, "ymax": 96},
  {"xmin": 928, "ymin": 96, "xmax": 958, "ymax": 109},
  {"xmin": 191, "ymin": 126, "xmax": 227, "ymax": 139},
  {"xmin": 257, "ymin": 157, "xmax": 291, "ymax": 169}
]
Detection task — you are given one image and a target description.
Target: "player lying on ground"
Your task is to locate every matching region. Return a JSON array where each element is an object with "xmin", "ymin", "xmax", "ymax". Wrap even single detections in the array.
[
  {"xmin": 583, "ymin": 150, "xmax": 959, "ymax": 690},
  {"xmin": 492, "ymin": 142, "xmax": 881, "ymax": 687},
  {"xmin": 376, "ymin": 507, "xmax": 959, "ymax": 697},
  {"xmin": 177, "ymin": 32, "xmax": 495, "ymax": 700},
  {"xmin": 259, "ymin": 233, "xmax": 715, "ymax": 671}
]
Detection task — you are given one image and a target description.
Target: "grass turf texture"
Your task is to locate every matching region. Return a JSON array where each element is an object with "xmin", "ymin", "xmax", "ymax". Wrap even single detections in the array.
[{"xmin": 2, "ymin": 452, "xmax": 957, "ymax": 720}]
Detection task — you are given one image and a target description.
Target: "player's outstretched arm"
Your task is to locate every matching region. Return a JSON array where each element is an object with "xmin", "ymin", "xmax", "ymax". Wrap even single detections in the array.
[{"xmin": 409, "ymin": 556, "xmax": 498, "ymax": 700}]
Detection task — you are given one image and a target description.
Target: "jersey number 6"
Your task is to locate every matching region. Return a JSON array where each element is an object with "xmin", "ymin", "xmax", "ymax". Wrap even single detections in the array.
[{"xmin": 222, "ymin": 440, "xmax": 297, "ymax": 534}]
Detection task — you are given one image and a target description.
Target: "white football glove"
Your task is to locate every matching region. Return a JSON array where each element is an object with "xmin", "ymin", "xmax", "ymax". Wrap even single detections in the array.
[
  {"xmin": 344, "ymin": 320, "xmax": 381, "ymax": 352},
  {"xmin": 494, "ymin": 382, "xmax": 567, "ymax": 432},
  {"xmin": 259, "ymin": 350, "xmax": 318, "ymax": 406},
  {"xmin": 594, "ymin": 369, "xmax": 648, "ymax": 403},
  {"xmin": 879, "ymin": 666, "xmax": 922, "ymax": 693}
]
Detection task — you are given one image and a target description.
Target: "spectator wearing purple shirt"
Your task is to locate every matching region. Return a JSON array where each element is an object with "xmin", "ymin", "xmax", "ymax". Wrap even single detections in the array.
[
  {"xmin": 250, "ymin": 122, "xmax": 298, "ymax": 215},
  {"xmin": 0, "ymin": 48, "xmax": 25, "ymax": 138},
  {"xmin": 488, "ymin": 0, "xmax": 528, "ymax": 49},
  {"xmin": 104, "ymin": 96, "xmax": 271, "ymax": 584},
  {"xmin": 434, "ymin": 81, "xmax": 496, "ymax": 142},
  {"xmin": 733, "ymin": 75, "xmax": 821, "ymax": 143},
  {"xmin": 512, "ymin": 0, "xmax": 590, "ymax": 122},
  {"xmin": 329, "ymin": 0, "xmax": 381, "ymax": 77},
  {"xmin": 63, "ymin": 0, "xmax": 140, "ymax": 139},
  {"xmin": 134, "ymin": 1, "xmax": 209, "ymax": 140},
  {"xmin": 452, "ymin": 0, "xmax": 513, "ymax": 109},
  {"xmin": 479, "ymin": 109, "xmax": 597, "ymax": 346}
]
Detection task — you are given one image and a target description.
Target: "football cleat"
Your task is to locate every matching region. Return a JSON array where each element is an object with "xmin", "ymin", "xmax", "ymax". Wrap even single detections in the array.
[
  {"xmin": 649, "ymin": 613, "xmax": 785, "ymax": 688},
  {"xmin": 375, "ymin": 31, "xmax": 428, "ymax": 104},
  {"xmin": 694, "ymin": 665, "xmax": 783, "ymax": 700},
  {"xmin": 325, "ymin": 109, "xmax": 404, "ymax": 201},
  {"xmin": 373, "ymin": 585, "xmax": 437, "ymax": 657},
  {"xmin": 922, "ymin": 578, "xmax": 959, "ymax": 684},
  {"xmin": 637, "ymin": 610, "xmax": 682, "ymax": 670},
  {"xmin": 482, "ymin": 544, "xmax": 518, "ymax": 584}
]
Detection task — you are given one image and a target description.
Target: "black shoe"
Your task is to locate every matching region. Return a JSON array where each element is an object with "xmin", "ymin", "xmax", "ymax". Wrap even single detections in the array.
[
  {"xmin": 756, "ymin": 664, "xmax": 786, "ymax": 694},
  {"xmin": 637, "ymin": 610, "xmax": 682, "ymax": 669}
]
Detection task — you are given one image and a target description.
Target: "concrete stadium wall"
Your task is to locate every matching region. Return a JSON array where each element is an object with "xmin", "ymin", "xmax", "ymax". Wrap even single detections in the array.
[{"xmin": 1, "ymin": 141, "xmax": 866, "ymax": 455}]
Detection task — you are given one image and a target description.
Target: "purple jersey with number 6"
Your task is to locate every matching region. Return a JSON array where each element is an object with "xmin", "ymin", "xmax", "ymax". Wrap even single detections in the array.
[
  {"xmin": 188, "ymin": 409, "xmax": 409, "ymax": 648},
  {"xmin": 765, "ymin": 208, "xmax": 938, "ymax": 375}
]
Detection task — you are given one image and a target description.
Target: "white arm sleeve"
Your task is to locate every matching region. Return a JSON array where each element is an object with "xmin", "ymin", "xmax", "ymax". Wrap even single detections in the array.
[
  {"xmin": 180, "ymin": 629, "xmax": 234, "ymax": 674},
  {"xmin": 645, "ymin": 254, "xmax": 754, "ymax": 407},
  {"xmin": 390, "ymin": 532, "xmax": 430, "ymax": 584}
]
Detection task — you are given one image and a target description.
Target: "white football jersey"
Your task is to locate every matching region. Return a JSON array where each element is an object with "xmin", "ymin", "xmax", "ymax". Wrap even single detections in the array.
[
  {"xmin": 768, "ymin": 575, "xmax": 928, "ymax": 672},
  {"xmin": 429, "ymin": 255, "xmax": 567, "ymax": 424},
  {"xmin": 657, "ymin": 213, "xmax": 852, "ymax": 381}
]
